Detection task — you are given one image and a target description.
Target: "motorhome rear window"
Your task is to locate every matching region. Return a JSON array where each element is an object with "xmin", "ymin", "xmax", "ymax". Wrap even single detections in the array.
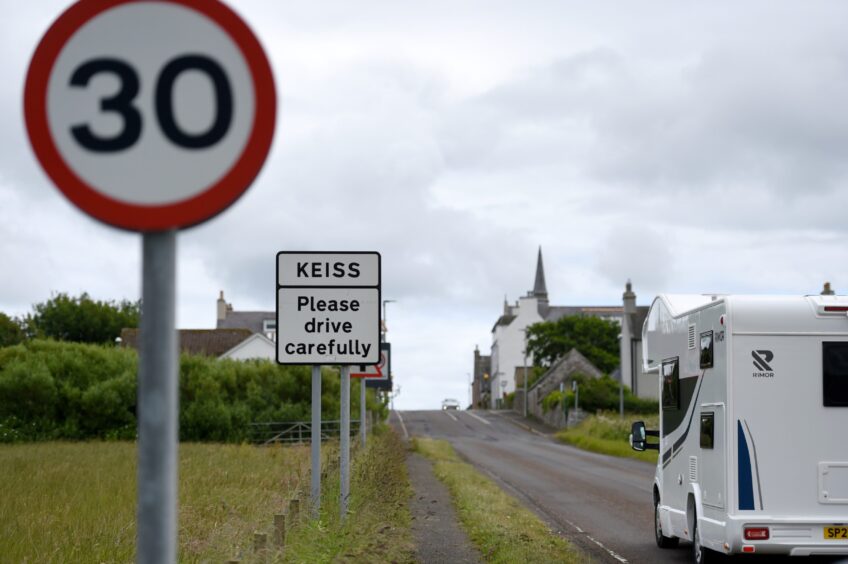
[
  {"xmin": 823, "ymin": 342, "xmax": 848, "ymax": 407},
  {"xmin": 700, "ymin": 331, "xmax": 714, "ymax": 369},
  {"xmin": 662, "ymin": 357, "xmax": 680, "ymax": 409}
]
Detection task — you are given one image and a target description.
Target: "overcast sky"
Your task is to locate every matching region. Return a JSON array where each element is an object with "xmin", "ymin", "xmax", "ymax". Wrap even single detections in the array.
[{"xmin": 4, "ymin": 1, "xmax": 848, "ymax": 409}]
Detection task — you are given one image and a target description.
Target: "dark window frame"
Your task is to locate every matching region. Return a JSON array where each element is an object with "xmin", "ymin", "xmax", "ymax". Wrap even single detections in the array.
[
  {"xmin": 661, "ymin": 357, "xmax": 680, "ymax": 410},
  {"xmin": 700, "ymin": 412, "xmax": 715, "ymax": 449},
  {"xmin": 699, "ymin": 330, "xmax": 714, "ymax": 369},
  {"xmin": 823, "ymin": 342, "xmax": 848, "ymax": 407}
]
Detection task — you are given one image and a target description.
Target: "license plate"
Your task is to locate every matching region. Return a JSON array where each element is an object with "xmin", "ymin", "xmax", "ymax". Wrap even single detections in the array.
[{"xmin": 824, "ymin": 526, "xmax": 848, "ymax": 540}]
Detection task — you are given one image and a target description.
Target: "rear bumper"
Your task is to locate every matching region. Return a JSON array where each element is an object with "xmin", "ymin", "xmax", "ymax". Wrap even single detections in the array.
[{"xmin": 725, "ymin": 517, "xmax": 848, "ymax": 555}]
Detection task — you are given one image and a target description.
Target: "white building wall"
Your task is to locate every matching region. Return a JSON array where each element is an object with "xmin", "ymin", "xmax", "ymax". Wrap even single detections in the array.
[
  {"xmin": 221, "ymin": 335, "xmax": 276, "ymax": 361},
  {"xmin": 491, "ymin": 295, "xmax": 543, "ymax": 405}
]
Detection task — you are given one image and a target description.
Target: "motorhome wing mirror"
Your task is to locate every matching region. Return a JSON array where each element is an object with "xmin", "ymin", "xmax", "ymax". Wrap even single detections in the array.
[{"xmin": 630, "ymin": 421, "xmax": 647, "ymax": 451}]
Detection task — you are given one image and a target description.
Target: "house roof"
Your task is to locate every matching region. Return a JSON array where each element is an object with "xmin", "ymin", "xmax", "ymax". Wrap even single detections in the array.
[
  {"xmin": 528, "ymin": 348, "xmax": 603, "ymax": 393},
  {"xmin": 491, "ymin": 314, "xmax": 516, "ymax": 333},
  {"xmin": 217, "ymin": 311, "xmax": 275, "ymax": 334},
  {"xmin": 220, "ymin": 332, "xmax": 276, "ymax": 359},
  {"xmin": 120, "ymin": 328, "xmax": 253, "ymax": 357}
]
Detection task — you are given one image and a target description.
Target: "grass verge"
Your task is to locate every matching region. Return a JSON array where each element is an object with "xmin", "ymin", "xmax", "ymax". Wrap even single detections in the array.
[
  {"xmin": 413, "ymin": 437, "xmax": 583, "ymax": 564},
  {"xmin": 554, "ymin": 411, "xmax": 659, "ymax": 463},
  {"xmin": 0, "ymin": 441, "xmax": 308, "ymax": 562},
  {"xmin": 0, "ymin": 428, "xmax": 414, "ymax": 563},
  {"xmin": 283, "ymin": 425, "xmax": 415, "ymax": 563}
]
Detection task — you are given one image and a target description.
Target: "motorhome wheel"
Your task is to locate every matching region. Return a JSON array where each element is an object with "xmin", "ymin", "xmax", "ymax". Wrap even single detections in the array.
[{"xmin": 692, "ymin": 514, "xmax": 717, "ymax": 563}]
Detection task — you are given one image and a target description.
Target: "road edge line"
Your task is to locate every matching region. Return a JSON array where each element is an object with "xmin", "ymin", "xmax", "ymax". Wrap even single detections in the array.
[{"xmin": 393, "ymin": 410, "xmax": 409, "ymax": 439}]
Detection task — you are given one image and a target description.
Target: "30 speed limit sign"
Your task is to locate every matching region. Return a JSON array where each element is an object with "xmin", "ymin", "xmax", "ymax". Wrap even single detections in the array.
[{"xmin": 24, "ymin": 0, "xmax": 276, "ymax": 231}]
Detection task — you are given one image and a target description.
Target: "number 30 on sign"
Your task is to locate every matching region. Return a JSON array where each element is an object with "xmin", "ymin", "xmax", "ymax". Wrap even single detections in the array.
[{"xmin": 24, "ymin": 0, "xmax": 276, "ymax": 232}]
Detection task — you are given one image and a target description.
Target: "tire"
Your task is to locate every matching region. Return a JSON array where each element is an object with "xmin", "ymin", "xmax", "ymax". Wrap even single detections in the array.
[
  {"xmin": 692, "ymin": 513, "xmax": 719, "ymax": 563},
  {"xmin": 655, "ymin": 496, "xmax": 679, "ymax": 548}
]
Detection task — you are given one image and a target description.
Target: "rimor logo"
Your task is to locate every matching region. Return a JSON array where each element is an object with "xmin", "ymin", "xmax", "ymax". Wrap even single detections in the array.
[{"xmin": 752, "ymin": 350, "xmax": 774, "ymax": 377}]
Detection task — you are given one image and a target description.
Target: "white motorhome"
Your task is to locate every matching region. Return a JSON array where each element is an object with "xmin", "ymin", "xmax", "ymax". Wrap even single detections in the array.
[{"xmin": 630, "ymin": 294, "xmax": 848, "ymax": 562}]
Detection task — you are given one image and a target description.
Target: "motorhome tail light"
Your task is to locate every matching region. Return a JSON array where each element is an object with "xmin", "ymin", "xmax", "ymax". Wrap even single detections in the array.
[
  {"xmin": 720, "ymin": 315, "xmax": 725, "ymax": 326},
  {"xmin": 741, "ymin": 545, "xmax": 756, "ymax": 553},
  {"xmin": 824, "ymin": 306, "xmax": 848, "ymax": 312},
  {"xmin": 744, "ymin": 527, "xmax": 770, "ymax": 540}
]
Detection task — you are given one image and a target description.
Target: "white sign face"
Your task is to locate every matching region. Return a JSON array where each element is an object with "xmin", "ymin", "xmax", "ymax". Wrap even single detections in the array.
[
  {"xmin": 277, "ymin": 288, "xmax": 380, "ymax": 364},
  {"xmin": 276, "ymin": 251, "xmax": 381, "ymax": 365},
  {"xmin": 277, "ymin": 252, "xmax": 380, "ymax": 287},
  {"xmin": 25, "ymin": 0, "xmax": 276, "ymax": 230}
]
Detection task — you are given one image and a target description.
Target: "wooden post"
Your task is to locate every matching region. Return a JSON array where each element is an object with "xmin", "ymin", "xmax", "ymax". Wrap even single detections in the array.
[
  {"xmin": 274, "ymin": 513, "xmax": 286, "ymax": 547},
  {"xmin": 289, "ymin": 498, "xmax": 300, "ymax": 522},
  {"xmin": 254, "ymin": 531, "xmax": 267, "ymax": 553}
]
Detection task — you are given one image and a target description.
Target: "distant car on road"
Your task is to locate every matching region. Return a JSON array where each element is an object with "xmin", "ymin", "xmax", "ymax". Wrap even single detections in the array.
[{"xmin": 441, "ymin": 398, "xmax": 460, "ymax": 410}]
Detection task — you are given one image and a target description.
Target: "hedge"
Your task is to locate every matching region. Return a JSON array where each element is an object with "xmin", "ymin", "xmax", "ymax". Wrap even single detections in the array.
[{"xmin": 0, "ymin": 340, "xmax": 385, "ymax": 442}]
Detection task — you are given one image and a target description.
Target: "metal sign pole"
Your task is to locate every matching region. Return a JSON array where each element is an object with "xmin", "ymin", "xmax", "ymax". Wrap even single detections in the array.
[
  {"xmin": 137, "ymin": 231, "xmax": 178, "ymax": 564},
  {"xmin": 340, "ymin": 365, "xmax": 351, "ymax": 519},
  {"xmin": 311, "ymin": 364, "xmax": 321, "ymax": 517},
  {"xmin": 360, "ymin": 379, "xmax": 366, "ymax": 448}
]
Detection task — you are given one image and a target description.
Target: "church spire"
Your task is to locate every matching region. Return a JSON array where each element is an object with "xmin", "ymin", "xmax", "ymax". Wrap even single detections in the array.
[{"xmin": 533, "ymin": 246, "xmax": 548, "ymax": 300}]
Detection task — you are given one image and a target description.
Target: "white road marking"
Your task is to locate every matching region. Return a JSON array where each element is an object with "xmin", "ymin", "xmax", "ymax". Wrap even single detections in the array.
[
  {"xmin": 393, "ymin": 410, "xmax": 408, "ymax": 439},
  {"xmin": 464, "ymin": 410, "xmax": 491, "ymax": 425},
  {"xmin": 586, "ymin": 536, "xmax": 628, "ymax": 563},
  {"xmin": 444, "ymin": 410, "xmax": 458, "ymax": 421}
]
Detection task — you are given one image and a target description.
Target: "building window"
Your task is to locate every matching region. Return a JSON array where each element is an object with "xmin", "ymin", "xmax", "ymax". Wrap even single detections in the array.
[
  {"xmin": 263, "ymin": 319, "xmax": 277, "ymax": 342},
  {"xmin": 662, "ymin": 357, "xmax": 680, "ymax": 410}
]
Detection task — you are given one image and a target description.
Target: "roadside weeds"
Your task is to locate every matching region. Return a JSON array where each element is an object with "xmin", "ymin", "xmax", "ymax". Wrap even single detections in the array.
[
  {"xmin": 412, "ymin": 437, "xmax": 584, "ymax": 564},
  {"xmin": 554, "ymin": 412, "xmax": 659, "ymax": 464},
  {"xmin": 281, "ymin": 425, "xmax": 415, "ymax": 563}
]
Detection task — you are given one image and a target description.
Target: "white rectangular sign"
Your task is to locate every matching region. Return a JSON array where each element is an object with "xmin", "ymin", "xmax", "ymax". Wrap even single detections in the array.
[
  {"xmin": 276, "ymin": 251, "xmax": 381, "ymax": 365},
  {"xmin": 277, "ymin": 252, "xmax": 380, "ymax": 287}
]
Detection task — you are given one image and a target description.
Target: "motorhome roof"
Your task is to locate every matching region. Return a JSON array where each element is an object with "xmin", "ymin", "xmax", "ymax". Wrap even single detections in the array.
[
  {"xmin": 654, "ymin": 294, "xmax": 848, "ymax": 334},
  {"xmin": 659, "ymin": 294, "xmax": 723, "ymax": 317}
]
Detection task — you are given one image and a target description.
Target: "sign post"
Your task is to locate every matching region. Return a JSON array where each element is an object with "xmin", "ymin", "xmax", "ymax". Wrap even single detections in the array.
[
  {"xmin": 276, "ymin": 252, "xmax": 381, "ymax": 520},
  {"xmin": 25, "ymin": 2, "xmax": 276, "ymax": 562},
  {"xmin": 310, "ymin": 364, "xmax": 321, "ymax": 517}
]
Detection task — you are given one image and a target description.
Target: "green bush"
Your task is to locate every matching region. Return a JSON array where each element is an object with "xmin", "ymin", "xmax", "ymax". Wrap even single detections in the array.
[
  {"xmin": 541, "ymin": 374, "xmax": 658, "ymax": 415},
  {"xmin": 0, "ymin": 340, "xmax": 387, "ymax": 442}
]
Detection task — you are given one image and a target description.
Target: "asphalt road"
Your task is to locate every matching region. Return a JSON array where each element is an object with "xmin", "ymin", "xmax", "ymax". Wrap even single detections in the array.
[{"xmin": 394, "ymin": 409, "xmax": 847, "ymax": 564}]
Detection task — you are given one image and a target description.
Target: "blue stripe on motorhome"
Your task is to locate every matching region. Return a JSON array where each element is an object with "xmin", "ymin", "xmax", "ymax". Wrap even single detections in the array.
[{"xmin": 737, "ymin": 420, "xmax": 755, "ymax": 510}]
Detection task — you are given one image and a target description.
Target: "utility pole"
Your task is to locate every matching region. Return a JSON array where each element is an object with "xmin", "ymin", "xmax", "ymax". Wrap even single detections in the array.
[{"xmin": 523, "ymin": 330, "xmax": 528, "ymax": 418}]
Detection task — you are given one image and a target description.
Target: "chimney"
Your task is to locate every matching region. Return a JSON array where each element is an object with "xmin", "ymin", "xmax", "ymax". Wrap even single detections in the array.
[
  {"xmin": 623, "ymin": 279, "xmax": 636, "ymax": 315},
  {"xmin": 822, "ymin": 282, "xmax": 835, "ymax": 295},
  {"xmin": 217, "ymin": 290, "xmax": 228, "ymax": 321}
]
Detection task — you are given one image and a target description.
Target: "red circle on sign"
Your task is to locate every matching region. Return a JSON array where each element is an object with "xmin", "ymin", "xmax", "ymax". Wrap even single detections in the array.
[{"xmin": 23, "ymin": 0, "xmax": 276, "ymax": 231}]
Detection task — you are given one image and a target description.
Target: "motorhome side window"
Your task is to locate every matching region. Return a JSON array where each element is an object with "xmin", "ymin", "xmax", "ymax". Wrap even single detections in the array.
[
  {"xmin": 700, "ymin": 412, "xmax": 714, "ymax": 449},
  {"xmin": 661, "ymin": 357, "xmax": 680, "ymax": 410},
  {"xmin": 822, "ymin": 342, "xmax": 848, "ymax": 407},
  {"xmin": 699, "ymin": 331, "xmax": 713, "ymax": 368}
]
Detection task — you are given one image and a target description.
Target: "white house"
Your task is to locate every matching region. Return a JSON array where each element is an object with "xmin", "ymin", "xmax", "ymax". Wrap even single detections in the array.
[
  {"xmin": 219, "ymin": 332, "xmax": 276, "ymax": 361},
  {"xmin": 486, "ymin": 248, "xmax": 624, "ymax": 408}
]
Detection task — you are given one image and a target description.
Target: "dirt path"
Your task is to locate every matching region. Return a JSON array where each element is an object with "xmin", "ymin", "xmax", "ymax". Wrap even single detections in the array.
[{"xmin": 406, "ymin": 445, "xmax": 482, "ymax": 563}]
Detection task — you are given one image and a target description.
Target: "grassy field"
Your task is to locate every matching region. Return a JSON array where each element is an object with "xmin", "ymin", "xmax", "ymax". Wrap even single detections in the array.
[
  {"xmin": 555, "ymin": 411, "xmax": 660, "ymax": 463},
  {"xmin": 0, "ymin": 429, "xmax": 413, "ymax": 563},
  {"xmin": 414, "ymin": 437, "xmax": 583, "ymax": 564}
]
